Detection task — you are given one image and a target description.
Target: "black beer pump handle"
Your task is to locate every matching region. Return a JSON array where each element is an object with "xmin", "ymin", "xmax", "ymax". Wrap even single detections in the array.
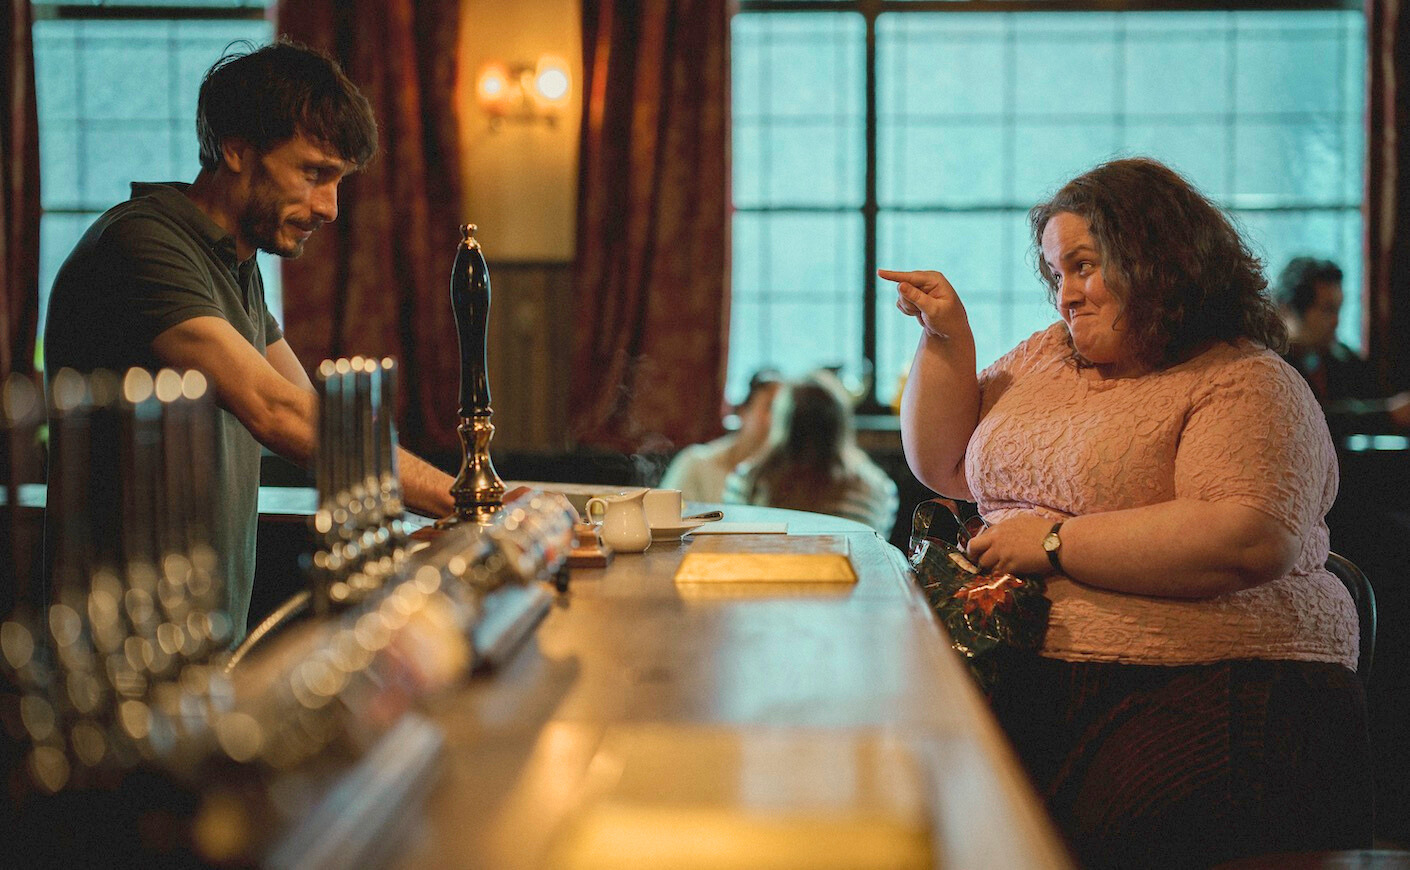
[{"xmin": 451, "ymin": 224, "xmax": 492, "ymax": 417}]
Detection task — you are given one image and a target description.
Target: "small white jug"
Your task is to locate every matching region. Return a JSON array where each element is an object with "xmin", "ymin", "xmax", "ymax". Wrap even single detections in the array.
[{"xmin": 584, "ymin": 489, "xmax": 651, "ymax": 554}]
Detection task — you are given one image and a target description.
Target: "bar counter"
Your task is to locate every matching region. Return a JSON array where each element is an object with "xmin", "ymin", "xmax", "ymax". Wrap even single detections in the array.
[
  {"xmin": 387, "ymin": 501, "xmax": 1072, "ymax": 869},
  {"xmin": 5, "ymin": 482, "xmax": 1072, "ymax": 865}
]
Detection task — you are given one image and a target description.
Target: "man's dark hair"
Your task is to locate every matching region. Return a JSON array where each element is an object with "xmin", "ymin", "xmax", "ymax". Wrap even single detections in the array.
[
  {"xmin": 196, "ymin": 39, "xmax": 377, "ymax": 172},
  {"xmin": 1275, "ymin": 257, "xmax": 1343, "ymax": 315},
  {"xmin": 1029, "ymin": 157, "xmax": 1286, "ymax": 370}
]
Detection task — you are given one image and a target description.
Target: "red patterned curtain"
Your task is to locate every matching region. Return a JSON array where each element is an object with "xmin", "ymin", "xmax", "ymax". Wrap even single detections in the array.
[
  {"xmin": 1, "ymin": 0, "xmax": 39, "ymax": 380},
  {"xmin": 276, "ymin": 0, "xmax": 466, "ymax": 453},
  {"xmin": 569, "ymin": 0, "xmax": 731, "ymax": 452},
  {"xmin": 1365, "ymin": 0, "xmax": 1410, "ymax": 390}
]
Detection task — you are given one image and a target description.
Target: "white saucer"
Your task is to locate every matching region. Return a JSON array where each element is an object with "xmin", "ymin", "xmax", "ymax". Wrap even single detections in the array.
[{"xmin": 650, "ymin": 518, "xmax": 709, "ymax": 541}]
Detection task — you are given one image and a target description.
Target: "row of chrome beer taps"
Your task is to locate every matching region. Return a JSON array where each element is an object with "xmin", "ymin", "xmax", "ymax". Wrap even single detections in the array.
[
  {"xmin": 309, "ymin": 356, "xmax": 411, "ymax": 614},
  {"xmin": 0, "ymin": 356, "xmax": 577, "ymax": 800},
  {"xmin": 2, "ymin": 368, "xmax": 235, "ymax": 794}
]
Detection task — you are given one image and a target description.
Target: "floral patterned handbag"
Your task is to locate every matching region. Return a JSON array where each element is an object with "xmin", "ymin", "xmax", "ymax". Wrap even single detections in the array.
[{"xmin": 908, "ymin": 498, "xmax": 1051, "ymax": 693}]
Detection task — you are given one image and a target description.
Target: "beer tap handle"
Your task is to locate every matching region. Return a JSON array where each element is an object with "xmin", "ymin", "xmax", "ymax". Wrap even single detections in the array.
[
  {"xmin": 334, "ymin": 358, "xmax": 356, "ymax": 524},
  {"xmin": 441, "ymin": 224, "xmax": 506, "ymax": 526},
  {"xmin": 46, "ymin": 370, "xmax": 94, "ymax": 614},
  {"xmin": 355, "ymin": 357, "xmax": 378, "ymax": 518},
  {"xmin": 178, "ymin": 370, "xmax": 227, "ymax": 649},
  {"xmin": 351, "ymin": 357, "xmax": 378, "ymax": 594},
  {"xmin": 1, "ymin": 373, "xmax": 42, "ymax": 615},
  {"xmin": 154, "ymin": 369, "xmax": 187, "ymax": 561},
  {"xmin": 119, "ymin": 369, "xmax": 162, "ymax": 631},
  {"xmin": 362, "ymin": 360, "xmax": 392, "ymax": 579},
  {"xmin": 314, "ymin": 360, "xmax": 335, "ymax": 509},
  {"xmin": 180, "ymin": 371, "xmax": 215, "ymax": 552},
  {"xmin": 452, "ymin": 224, "xmax": 492, "ymax": 416},
  {"xmin": 153, "ymin": 369, "xmax": 203, "ymax": 662},
  {"xmin": 311, "ymin": 361, "xmax": 338, "ymax": 616},
  {"xmin": 378, "ymin": 358, "xmax": 408, "ymax": 557},
  {"xmin": 334, "ymin": 358, "xmax": 363, "ymax": 594},
  {"xmin": 85, "ymin": 370, "xmax": 124, "ymax": 578},
  {"xmin": 379, "ymin": 358, "xmax": 403, "ymax": 515}
]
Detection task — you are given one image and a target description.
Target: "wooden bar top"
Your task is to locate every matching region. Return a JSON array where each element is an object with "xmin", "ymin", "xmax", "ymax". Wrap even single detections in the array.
[
  {"xmin": 12, "ymin": 481, "xmax": 1071, "ymax": 865},
  {"xmin": 397, "ymin": 503, "xmax": 1073, "ymax": 869}
]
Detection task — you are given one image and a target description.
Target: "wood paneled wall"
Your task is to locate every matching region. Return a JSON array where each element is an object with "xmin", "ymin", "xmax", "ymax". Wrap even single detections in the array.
[{"xmin": 484, "ymin": 261, "xmax": 575, "ymax": 450}]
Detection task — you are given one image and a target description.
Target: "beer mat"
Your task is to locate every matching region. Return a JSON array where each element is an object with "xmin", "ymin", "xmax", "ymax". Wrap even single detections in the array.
[
  {"xmin": 674, "ymin": 534, "xmax": 856, "ymax": 584},
  {"xmin": 687, "ymin": 522, "xmax": 788, "ymax": 535}
]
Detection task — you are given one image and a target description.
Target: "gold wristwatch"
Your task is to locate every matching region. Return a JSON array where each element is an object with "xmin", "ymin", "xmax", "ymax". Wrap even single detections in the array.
[{"xmin": 1042, "ymin": 521, "xmax": 1064, "ymax": 573}]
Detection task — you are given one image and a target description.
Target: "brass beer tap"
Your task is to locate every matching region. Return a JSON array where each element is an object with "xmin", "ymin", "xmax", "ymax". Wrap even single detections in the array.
[{"xmin": 438, "ymin": 224, "xmax": 505, "ymax": 527}]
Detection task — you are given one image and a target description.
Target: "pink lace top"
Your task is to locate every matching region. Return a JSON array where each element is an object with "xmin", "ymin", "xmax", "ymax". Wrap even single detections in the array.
[{"xmin": 967, "ymin": 323, "xmax": 1357, "ymax": 669}]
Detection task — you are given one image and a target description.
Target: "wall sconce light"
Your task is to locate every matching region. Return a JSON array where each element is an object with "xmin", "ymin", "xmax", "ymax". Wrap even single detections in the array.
[{"xmin": 476, "ymin": 55, "xmax": 572, "ymax": 129}]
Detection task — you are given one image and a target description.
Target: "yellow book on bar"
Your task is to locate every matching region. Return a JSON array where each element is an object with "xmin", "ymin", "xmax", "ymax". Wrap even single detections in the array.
[{"xmin": 673, "ymin": 535, "xmax": 857, "ymax": 584}]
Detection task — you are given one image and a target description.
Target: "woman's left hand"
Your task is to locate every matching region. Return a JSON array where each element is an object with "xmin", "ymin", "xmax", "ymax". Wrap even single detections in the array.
[{"xmin": 966, "ymin": 514, "xmax": 1059, "ymax": 577}]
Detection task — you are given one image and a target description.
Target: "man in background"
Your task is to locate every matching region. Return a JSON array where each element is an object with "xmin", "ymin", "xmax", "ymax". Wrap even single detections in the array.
[
  {"xmin": 1275, "ymin": 256, "xmax": 1410, "ymax": 439},
  {"xmin": 44, "ymin": 41, "xmax": 455, "ymax": 641}
]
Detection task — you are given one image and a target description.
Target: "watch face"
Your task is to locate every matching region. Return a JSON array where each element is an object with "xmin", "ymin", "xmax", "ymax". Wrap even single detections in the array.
[{"xmin": 1043, "ymin": 533, "xmax": 1060, "ymax": 552}]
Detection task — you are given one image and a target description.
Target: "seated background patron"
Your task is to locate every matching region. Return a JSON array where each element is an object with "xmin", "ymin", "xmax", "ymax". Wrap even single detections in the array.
[
  {"xmin": 722, "ymin": 372, "xmax": 897, "ymax": 534},
  {"xmin": 882, "ymin": 157, "xmax": 1370, "ymax": 868},
  {"xmin": 1276, "ymin": 256, "xmax": 1410, "ymax": 438},
  {"xmin": 659, "ymin": 369, "xmax": 781, "ymax": 502}
]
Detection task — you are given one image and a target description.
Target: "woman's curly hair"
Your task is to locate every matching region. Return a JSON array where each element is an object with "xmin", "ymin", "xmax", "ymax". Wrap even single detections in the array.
[{"xmin": 1029, "ymin": 157, "xmax": 1286, "ymax": 370}]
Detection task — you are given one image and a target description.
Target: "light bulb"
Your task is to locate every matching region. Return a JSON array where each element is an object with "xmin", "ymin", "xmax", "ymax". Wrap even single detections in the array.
[
  {"xmin": 476, "ymin": 61, "xmax": 514, "ymax": 114},
  {"xmin": 533, "ymin": 56, "xmax": 571, "ymax": 107}
]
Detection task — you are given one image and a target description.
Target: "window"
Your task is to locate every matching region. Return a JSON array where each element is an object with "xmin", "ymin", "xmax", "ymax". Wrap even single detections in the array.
[
  {"xmin": 32, "ymin": 1, "xmax": 277, "ymax": 368},
  {"xmin": 731, "ymin": 2, "xmax": 1366, "ymax": 409}
]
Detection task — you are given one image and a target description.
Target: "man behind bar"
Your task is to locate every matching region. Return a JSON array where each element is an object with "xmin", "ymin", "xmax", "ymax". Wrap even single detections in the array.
[{"xmin": 43, "ymin": 41, "xmax": 455, "ymax": 640}]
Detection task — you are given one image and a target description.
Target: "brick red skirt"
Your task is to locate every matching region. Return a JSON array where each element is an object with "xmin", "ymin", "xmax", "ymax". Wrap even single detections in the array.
[{"xmin": 989, "ymin": 657, "xmax": 1373, "ymax": 869}]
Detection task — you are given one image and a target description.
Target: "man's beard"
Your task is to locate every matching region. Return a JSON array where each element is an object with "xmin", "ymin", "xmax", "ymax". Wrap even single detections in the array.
[{"xmin": 241, "ymin": 187, "xmax": 307, "ymax": 259}]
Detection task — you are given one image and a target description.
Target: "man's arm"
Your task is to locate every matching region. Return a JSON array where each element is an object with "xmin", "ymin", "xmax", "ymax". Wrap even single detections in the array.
[
  {"xmin": 153, "ymin": 319, "xmax": 454, "ymax": 517},
  {"xmin": 397, "ymin": 451, "xmax": 455, "ymax": 518},
  {"xmin": 265, "ymin": 337, "xmax": 454, "ymax": 518},
  {"xmin": 264, "ymin": 337, "xmax": 315, "ymax": 392},
  {"xmin": 154, "ymin": 317, "xmax": 317, "ymax": 462}
]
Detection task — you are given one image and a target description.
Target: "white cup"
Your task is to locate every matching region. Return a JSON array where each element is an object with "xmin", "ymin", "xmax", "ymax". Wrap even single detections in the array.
[{"xmin": 643, "ymin": 489, "xmax": 683, "ymax": 529}]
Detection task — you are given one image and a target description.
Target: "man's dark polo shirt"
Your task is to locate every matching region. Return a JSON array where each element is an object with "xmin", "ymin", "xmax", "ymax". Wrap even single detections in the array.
[{"xmin": 44, "ymin": 182, "xmax": 283, "ymax": 641}]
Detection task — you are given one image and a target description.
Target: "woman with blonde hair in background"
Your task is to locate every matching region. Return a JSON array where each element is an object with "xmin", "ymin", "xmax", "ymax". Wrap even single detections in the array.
[
  {"xmin": 723, "ymin": 372, "xmax": 897, "ymax": 534},
  {"xmin": 659, "ymin": 369, "xmax": 782, "ymax": 502}
]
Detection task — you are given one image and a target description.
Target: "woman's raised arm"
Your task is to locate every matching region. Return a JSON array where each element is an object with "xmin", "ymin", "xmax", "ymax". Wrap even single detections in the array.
[{"xmin": 880, "ymin": 268, "xmax": 980, "ymax": 498}]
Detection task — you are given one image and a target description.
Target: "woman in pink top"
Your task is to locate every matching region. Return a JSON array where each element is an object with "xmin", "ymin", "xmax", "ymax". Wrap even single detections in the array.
[{"xmin": 882, "ymin": 158, "xmax": 1370, "ymax": 869}]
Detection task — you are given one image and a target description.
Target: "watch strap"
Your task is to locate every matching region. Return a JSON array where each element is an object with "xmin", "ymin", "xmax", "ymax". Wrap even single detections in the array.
[{"xmin": 1045, "ymin": 521, "xmax": 1064, "ymax": 573}]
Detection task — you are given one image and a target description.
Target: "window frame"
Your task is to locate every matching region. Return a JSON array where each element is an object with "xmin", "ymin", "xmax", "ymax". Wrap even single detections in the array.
[
  {"xmin": 732, "ymin": 0, "xmax": 1365, "ymax": 413},
  {"xmin": 30, "ymin": 1, "xmax": 271, "ymax": 223},
  {"xmin": 30, "ymin": 1, "xmax": 276, "ymax": 366}
]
